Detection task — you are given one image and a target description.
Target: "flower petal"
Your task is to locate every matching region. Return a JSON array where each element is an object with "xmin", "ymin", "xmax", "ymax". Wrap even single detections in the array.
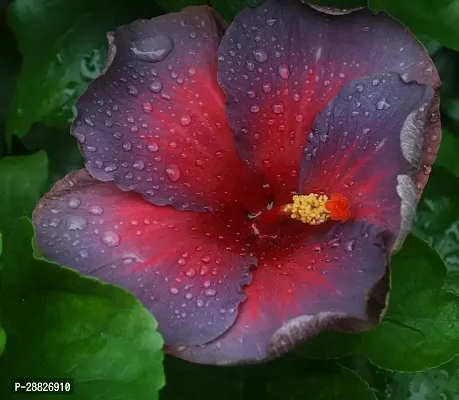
[
  {"xmin": 72, "ymin": 6, "xmax": 266, "ymax": 212},
  {"xmin": 217, "ymin": 0, "xmax": 439, "ymax": 203},
  {"xmin": 167, "ymin": 220, "xmax": 391, "ymax": 364},
  {"xmin": 33, "ymin": 169, "xmax": 256, "ymax": 346},
  {"xmin": 299, "ymin": 73, "xmax": 435, "ymax": 247}
]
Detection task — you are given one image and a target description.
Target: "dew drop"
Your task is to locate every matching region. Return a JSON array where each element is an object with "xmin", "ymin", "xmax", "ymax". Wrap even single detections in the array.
[
  {"xmin": 147, "ymin": 143, "xmax": 159, "ymax": 152},
  {"xmin": 67, "ymin": 198, "xmax": 81, "ymax": 209},
  {"xmin": 122, "ymin": 141, "xmax": 132, "ymax": 151},
  {"xmin": 74, "ymin": 131, "xmax": 86, "ymax": 143},
  {"xmin": 68, "ymin": 216, "xmax": 88, "ymax": 231},
  {"xmin": 101, "ymin": 231, "xmax": 121, "ymax": 247},
  {"xmin": 376, "ymin": 98, "xmax": 391, "ymax": 110},
  {"xmin": 253, "ymin": 49, "xmax": 268, "ymax": 63},
  {"xmin": 344, "ymin": 238, "xmax": 356, "ymax": 252},
  {"xmin": 180, "ymin": 115, "xmax": 192, "ymax": 126},
  {"xmin": 205, "ymin": 288, "xmax": 217, "ymax": 297},
  {"xmin": 356, "ymin": 83, "xmax": 364, "ymax": 93},
  {"xmin": 149, "ymin": 81, "xmax": 163, "ymax": 93},
  {"xmin": 372, "ymin": 78, "xmax": 380, "ymax": 86},
  {"xmin": 127, "ymin": 85, "xmax": 139, "ymax": 97},
  {"xmin": 89, "ymin": 205, "xmax": 104, "ymax": 216},
  {"xmin": 165, "ymin": 164, "xmax": 181, "ymax": 181},
  {"xmin": 169, "ymin": 287, "xmax": 179, "ymax": 295},
  {"xmin": 250, "ymin": 105, "xmax": 260, "ymax": 113},
  {"xmin": 130, "ymin": 35, "xmax": 174, "ymax": 62},
  {"xmin": 246, "ymin": 89, "xmax": 256, "ymax": 99},
  {"xmin": 272, "ymin": 102, "xmax": 284, "ymax": 114},
  {"xmin": 104, "ymin": 164, "xmax": 117, "ymax": 172},
  {"xmin": 185, "ymin": 268, "xmax": 196, "ymax": 278},
  {"xmin": 278, "ymin": 64, "xmax": 289, "ymax": 80},
  {"xmin": 133, "ymin": 159, "xmax": 145, "ymax": 171},
  {"xmin": 265, "ymin": 17, "xmax": 277, "ymax": 26},
  {"xmin": 262, "ymin": 82, "xmax": 272, "ymax": 93}
]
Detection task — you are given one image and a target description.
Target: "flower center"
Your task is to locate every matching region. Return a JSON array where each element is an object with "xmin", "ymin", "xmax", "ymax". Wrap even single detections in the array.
[{"xmin": 283, "ymin": 193, "xmax": 350, "ymax": 225}]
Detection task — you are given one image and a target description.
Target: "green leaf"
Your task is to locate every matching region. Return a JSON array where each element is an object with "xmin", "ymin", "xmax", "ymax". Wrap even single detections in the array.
[
  {"xmin": 414, "ymin": 167, "xmax": 459, "ymax": 295},
  {"xmin": 383, "ymin": 357, "xmax": 459, "ymax": 400},
  {"xmin": 162, "ymin": 355, "xmax": 376, "ymax": 400},
  {"xmin": 307, "ymin": 0, "xmax": 367, "ymax": 7},
  {"xmin": 6, "ymin": 0, "xmax": 160, "ymax": 142},
  {"xmin": 211, "ymin": 0, "xmax": 264, "ymax": 22},
  {"xmin": 0, "ymin": 218, "xmax": 164, "ymax": 399},
  {"xmin": 347, "ymin": 355, "xmax": 459, "ymax": 400},
  {"xmin": 0, "ymin": 151, "xmax": 48, "ymax": 232},
  {"xmin": 157, "ymin": 0, "xmax": 209, "ymax": 12},
  {"xmin": 435, "ymin": 130, "xmax": 459, "ymax": 178},
  {"xmin": 301, "ymin": 235, "xmax": 459, "ymax": 372},
  {"xmin": 0, "ymin": 19, "xmax": 20, "ymax": 156},
  {"xmin": 369, "ymin": 0, "xmax": 459, "ymax": 51},
  {"xmin": 21, "ymin": 124, "xmax": 84, "ymax": 189}
]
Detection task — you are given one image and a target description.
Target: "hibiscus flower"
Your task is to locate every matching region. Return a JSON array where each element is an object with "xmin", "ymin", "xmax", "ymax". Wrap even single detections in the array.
[{"xmin": 33, "ymin": 0, "xmax": 441, "ymax": 365}]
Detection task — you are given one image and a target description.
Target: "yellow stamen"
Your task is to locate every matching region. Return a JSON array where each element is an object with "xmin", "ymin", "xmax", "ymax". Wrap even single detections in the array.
[{"xmin": 284, "ymin": 194, "xmax": 330, "ymax": 225}]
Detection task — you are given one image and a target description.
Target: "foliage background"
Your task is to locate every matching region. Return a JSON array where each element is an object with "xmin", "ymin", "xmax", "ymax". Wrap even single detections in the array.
[{"xmin": 0, "ymin": 0, "xmax": 459, "ymax": 398}]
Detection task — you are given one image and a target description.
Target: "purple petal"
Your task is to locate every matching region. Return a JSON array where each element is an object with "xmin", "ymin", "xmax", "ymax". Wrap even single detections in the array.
[
  {"xmin": 299, "ymin": 72, "xmax": 435, "ymax": 249},
  {"xmin": 33, "ymin": 169, "xmax": 256, "ymax": 346},
  {"xmin": 72, "ymin": 6, "xmax": 264, "ymax": 212},
  {"xmin": 167, "ymin": 220, "xmax": 391, "ymax": 365},
  {"xmin": 217, "ymin": 0, "xmax": 440, "ymax": 204}
]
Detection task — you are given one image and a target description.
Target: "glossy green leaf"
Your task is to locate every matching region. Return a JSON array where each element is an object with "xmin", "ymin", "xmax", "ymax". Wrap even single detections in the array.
[
  {"xmin": 6, "ymin": 0, "xmax": 160, "ymax": 142},
  {"xmin": 162, "ymin": 355, "xmax": 376, "ymax": 400},
  {"xmin": 369, "ymin": 0, "xmax": 459, "ymax": 51},
  {"xmin": 301, "ymin": 235, "xmax": 459, "ymax": 372},
  {"xmin": 0, "ymin": 218, "xmax": 164, "ymax": 399},
  {"xmin": 211, "ymin": 0, "xmax": 264, "ymax": 21},
  {"xmin": 347, "ymin": 355, "xmax": 459, "ymax": 400},
  {"xmin": 0, "ymin": 151, "xmax": 48, "ymax": 232},
  {"xmin": 435, "ymin": 130, "xmax": 459, "ymax": 178},
  {"xmin": 21, "ymin": 124, "xmax": 83, "ymax": 189},
  {"xmin": 157, "ymin": 0, "xmax": 209, "ymax": 12},
  {"xmin": 414, "ymin": 167, "xmax": 459, "ymax": 295},
  {"xmin": 307, "ymin": 0, "xmax": 367, "ymax": 7}
]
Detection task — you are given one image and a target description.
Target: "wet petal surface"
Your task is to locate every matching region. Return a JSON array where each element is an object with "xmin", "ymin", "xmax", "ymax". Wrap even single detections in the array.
[
  {"xmin": 72, "ymin": 6, "xmax": 266, "ymax": 212},
  {"xmin": 33, "ymin": 170, "xmax": 257, "ymax": 346},
  {"xmin": 217, "ymin": 0, "xmax": 439, "ymax": 203},
  {"xmin": 300, "ymin": 73, "xmax": 435, "ymax": 241},
  {"xmin": 168, "ymin": 220, "xmax": 392, "ymax": 364}
]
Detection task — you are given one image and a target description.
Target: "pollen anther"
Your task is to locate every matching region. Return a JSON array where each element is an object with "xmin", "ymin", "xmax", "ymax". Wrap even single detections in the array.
[{"xmin": 284, "ymin": 193, "xmax": 350, "ymax": 225}]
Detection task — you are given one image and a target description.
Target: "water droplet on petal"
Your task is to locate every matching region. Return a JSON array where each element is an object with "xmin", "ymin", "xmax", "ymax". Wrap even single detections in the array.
[
  {"xmin": 376, "ymin": 98, "xmax": 391, "ymax": 110},
  {"xmin": 253, "ymin": 49, "xmax": 268, "ymax": 63},
  {"xmin": 147, "ymin": 143, "xmax": 159, "ymax": 152},
  {"xmin": 149, "ymin": 81, "xmax": 163, "ymax": 93},
  {"xmin": 165, "ymin": 164, "xmax": 180, "ymax": 181},
  {"xmin": 250, "ymin": 105, "xmax": 260, "ymax": 113},
  {"xmin": 372, "ymin": 78, "xmax": 380, "ymax": 86},
  {"xmin": 278, "ymin": 64, "xmax": 289, "ymax": 79},
  {"xmin": 127, "ymin": 85, "xmax": 139, "ymax": 97},
  {"xmin": 101, "ymin": 231, "xmax": 121, "ymax": 247},
  {"xmin": 180, "ymin": 115, "xmax": 191, "ymax": 126},
  {"xmin": 130, "ymin": 35, "xmax": 174, "ymax": 62},
  {"xmin": 205, "ymin": 288, "xmax": 216, "ymax": 297},
  {"xmin": 262, "ymin": 82, "xmax": 272, "ymax": 93},
  {"xmin": 123, "ymin": 141, "xmax": 132, "ymax": 151},
  {"xmin": 185, "ymin": 268, "xmax": 196, "ymax": 278},
  {"xmin": 169, "ymin": 287, "xmax": 179, "ymax": 295},
  {"xmin": 344, "ymin": 239, "xmax": 356, "ymax": 252},
  {"xmin": 68, "ymin": 198, "xmax": 81, "ymax": 209},
  {"xmin": 68, "ymin": 216, "xmax": 87, "ymax": 231},
  {"xmin": 356, "ymin": 83, "xmax": 364, "ymax": 93},
  {"xmin": 265, "ymin": 17, "xmax": 277, "ymax": 26},
  {"xmin": 89, "ymin": 205, "xmax": 104, "ymax": 215},
  {"xmin": 133, "ymin": 159, "xmax": 145, "ymax": 171},
  {"xmin": 272, "ymin": 103, "xmax": 284, "ymax": 114}
]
